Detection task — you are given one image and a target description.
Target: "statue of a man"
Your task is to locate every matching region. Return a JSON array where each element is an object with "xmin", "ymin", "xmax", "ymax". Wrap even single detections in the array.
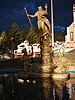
[{"xmin": 26, "ymin": 4, "xmax": 50, "ymax": 36}]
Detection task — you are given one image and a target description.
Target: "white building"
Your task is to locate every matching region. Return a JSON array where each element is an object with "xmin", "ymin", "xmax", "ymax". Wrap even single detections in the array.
[{"xmin": 65, "ymin": 4, "xmax": 75, "ymax": 48}]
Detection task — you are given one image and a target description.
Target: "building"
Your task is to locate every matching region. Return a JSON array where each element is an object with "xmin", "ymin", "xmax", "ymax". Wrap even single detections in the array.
[{"xmin": 65, "ymin": 4, "xmax": 75, "ymax": 48}]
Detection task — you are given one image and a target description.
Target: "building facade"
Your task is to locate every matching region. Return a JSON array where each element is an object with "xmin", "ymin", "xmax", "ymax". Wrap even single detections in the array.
[{"xmin": 65, "ymin": 4, "xmax": 75, "ymax": 48}]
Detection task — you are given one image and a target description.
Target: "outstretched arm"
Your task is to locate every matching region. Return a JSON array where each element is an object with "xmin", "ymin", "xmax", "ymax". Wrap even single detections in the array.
[{"xmin": 27, "ymin": 14, "xmax": 36, "ymax": 18}]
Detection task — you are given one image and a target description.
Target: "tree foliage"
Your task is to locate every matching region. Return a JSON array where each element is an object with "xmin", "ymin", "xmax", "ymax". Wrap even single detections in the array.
[
  {"xmin": 9, "ymin": 23, "xmax": 23, "ymax": 49},
  {"xmin": 54, "ymin": 30, "xmax": 66, "ymax": 42},
  {"xmin": 27, "ymin": 25, "xmax": 40, "ymax": 44},
  {"xmin": 0, "ymin": 31, "xmax": 7, "ymax": 49},
  {"xmin": 0, "ymin": 23, "xmax": 40, "ymax": 51}
]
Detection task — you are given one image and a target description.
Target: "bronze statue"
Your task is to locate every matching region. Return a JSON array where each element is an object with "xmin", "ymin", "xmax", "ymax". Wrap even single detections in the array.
[
  {"xmin": 24, "ymin": 4, "xmax": 50, "ymax": 36},
  {"xmin": 24, "ymin": 4, "xmax": 52, "ymax": 73}
]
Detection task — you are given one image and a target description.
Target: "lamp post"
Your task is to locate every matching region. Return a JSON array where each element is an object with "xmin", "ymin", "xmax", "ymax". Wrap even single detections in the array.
[
  {"xmin": 51, "ymin": 0, "xmax": 54, "ymax": 51},
  {"xmin": 11, "ymin": 30, "xmax": 19, "ymax": 61},
  {"xmin": 11, "ymin": 37, "xmax": 14, "ymax": 61}
]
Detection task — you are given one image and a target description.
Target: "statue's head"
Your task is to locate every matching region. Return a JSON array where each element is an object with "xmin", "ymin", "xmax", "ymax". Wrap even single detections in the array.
[{"xmin": 38, "ymin": 6, "xmax": 43, "ymax": 11}]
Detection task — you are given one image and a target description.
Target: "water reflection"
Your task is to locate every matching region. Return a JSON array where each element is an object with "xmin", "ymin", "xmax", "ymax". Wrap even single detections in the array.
[
  {"xmin": 0, "ymin": 74, "xmax": 73, "ymax": 100},
  {"xmin": 62, "ymin": 83, "xmax": 69, "ymax": 100},
  {"xmin": 41, "ymin": 78, "xmax": 54, "ymax": 100}
]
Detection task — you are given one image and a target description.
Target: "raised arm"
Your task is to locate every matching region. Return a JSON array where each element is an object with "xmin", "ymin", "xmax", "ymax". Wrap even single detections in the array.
[{"xmin": 44, "ymin": 3, "xmax": 48, "ymax": 14}]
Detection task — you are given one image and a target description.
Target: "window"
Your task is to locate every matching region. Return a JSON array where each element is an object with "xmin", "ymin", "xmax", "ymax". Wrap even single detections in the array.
[{"xmin": 70, "ymin": 32, "xmax": 74, "ymax": 41}]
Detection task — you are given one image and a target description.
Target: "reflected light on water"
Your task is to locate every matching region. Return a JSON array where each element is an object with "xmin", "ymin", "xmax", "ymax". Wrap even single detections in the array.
[{"xmin": 26, "ymin": 79, "xmax": 30, "ymax": 83}]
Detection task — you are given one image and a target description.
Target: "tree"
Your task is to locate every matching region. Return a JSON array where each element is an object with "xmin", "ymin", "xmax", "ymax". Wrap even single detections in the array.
[
  {"xmin": 9, "ymin": 23, "xmax": 23, "ymax": 49},
  {"xmin": 27, "ymin": 25, "xmax": 40, "ymax": 44},
  {"xmin": 11, "ymin": 22, "xmax": 19, "ymax": 32},
  {"xmin": 0, "ymin": 31, "xmax": 7, "ymax": 49},
  {"xmin": 21, "ymin": 27, "xmax": 29, "ymax": 41}
]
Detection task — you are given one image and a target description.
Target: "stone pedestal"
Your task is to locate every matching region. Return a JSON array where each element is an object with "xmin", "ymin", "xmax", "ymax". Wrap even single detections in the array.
[{"xmin": 40, "ymin": 33, "xmax": 53, "ymax": 72}]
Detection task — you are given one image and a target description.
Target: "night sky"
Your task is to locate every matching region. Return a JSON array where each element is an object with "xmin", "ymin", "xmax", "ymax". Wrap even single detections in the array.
[{"xmin": 0, "ymin": 0, "xmax": 75, "ymax": 32}]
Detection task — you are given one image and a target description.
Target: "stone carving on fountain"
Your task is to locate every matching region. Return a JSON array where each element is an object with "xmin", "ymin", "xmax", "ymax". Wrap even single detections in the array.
[{"xmin": 53, "ymin": 53, "xmax": 70, "ymax": 73}]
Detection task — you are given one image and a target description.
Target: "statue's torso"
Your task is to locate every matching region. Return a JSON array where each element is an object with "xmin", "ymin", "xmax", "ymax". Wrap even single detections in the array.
[{"xmin": 35, "ymin": 11, "xmax": 46, "ymax": 20}]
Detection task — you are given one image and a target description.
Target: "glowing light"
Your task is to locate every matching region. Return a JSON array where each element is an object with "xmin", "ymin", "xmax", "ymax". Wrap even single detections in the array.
[{"xmin": 27, "ymin": 79, "xmax": 30, "ymax": 83}]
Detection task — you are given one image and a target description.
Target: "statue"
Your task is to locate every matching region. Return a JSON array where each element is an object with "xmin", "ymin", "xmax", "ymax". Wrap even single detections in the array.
[
  {"xmin": 24, "ymin": 4, "xmax": 52, "ymax": 72},
  {"xmin": 24, "ymin": 3, "xmax": 50, "ymax": 37},
  {"xmin": 24, "ymin": 3, "xmax": 69, "ymax": 75}
]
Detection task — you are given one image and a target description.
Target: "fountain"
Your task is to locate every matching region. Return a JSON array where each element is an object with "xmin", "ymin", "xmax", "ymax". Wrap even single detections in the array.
[
  {"xmin": 0, "ymin": 3, "xmax": 71, "ymax": 100},
  {"xmin": 24, "ymin": 3, "xmax": 69, "ymax": 79}
]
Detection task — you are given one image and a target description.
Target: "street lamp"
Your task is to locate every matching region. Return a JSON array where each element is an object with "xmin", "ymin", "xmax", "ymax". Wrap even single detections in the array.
[
  {"xmin": 11, "ymin": 37, "xmax": 14, "ymax": 60},
  {"xmin": 51, "ymin": 0, "xmax": 54, "ymax": 51},
  {"xmin": 11, "ymin": 30, "xmax": 19, "ymax": 61}
]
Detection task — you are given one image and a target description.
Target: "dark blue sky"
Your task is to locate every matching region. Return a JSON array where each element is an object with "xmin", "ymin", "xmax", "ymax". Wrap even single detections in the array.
[{"xmin": 0, "ymin": 0, "xmax": 75, "ymax": 32}]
